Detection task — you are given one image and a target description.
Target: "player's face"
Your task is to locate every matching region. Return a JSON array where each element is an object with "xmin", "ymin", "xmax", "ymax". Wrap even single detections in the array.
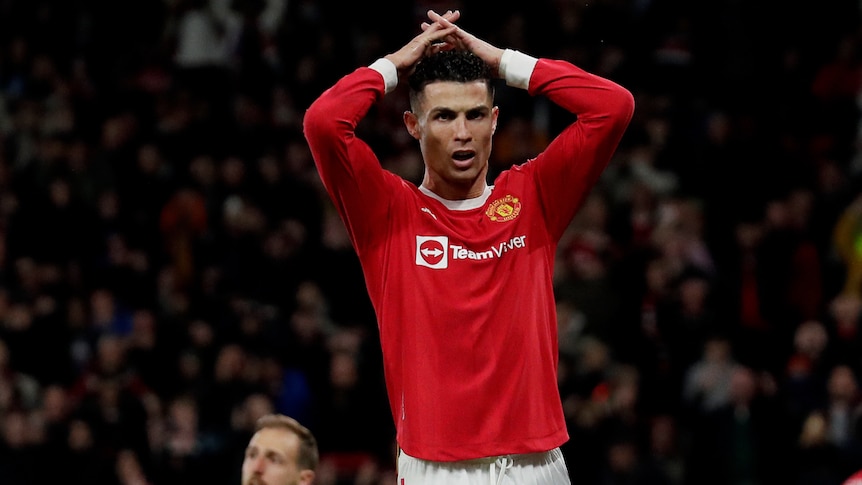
[
  {"xmin": 405, "ymin": 80, "xmax": 498, "ymax": 200},
  {"xmin": 242, "ymin": 428, "xmax": 313, "ymax": 485}
]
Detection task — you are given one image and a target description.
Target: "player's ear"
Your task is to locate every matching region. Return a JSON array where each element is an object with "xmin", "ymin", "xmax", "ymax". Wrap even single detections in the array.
[
  {"xmin": 299, "ymin": 469, "xmax": 315, "ymax": 485},
  {"xmin": 404, "ymin": 110, "xmax": 420, "ymax": 139},
  {"xmin": 491, "ymin": 106, "xmax": 499, "ymax": 134}
]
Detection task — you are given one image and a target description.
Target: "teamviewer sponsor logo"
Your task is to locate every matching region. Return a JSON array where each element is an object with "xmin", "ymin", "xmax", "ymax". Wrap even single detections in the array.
[
  {"xmin": 416, "ymin": 235, "xmax": 528, "ymax": 269},
  {"xmin": 416, "ymin": 236, "xmax": 448, "ymax": 269}
]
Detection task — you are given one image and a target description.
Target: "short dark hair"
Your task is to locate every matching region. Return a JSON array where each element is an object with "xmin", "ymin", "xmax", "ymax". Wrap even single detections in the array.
[
  {"xmin": 255, "ymin": 414, "xmax": 319, "ymax": 471},
  {"xmin": 407, "ymin": 50, "xmax": 494, "ymax": 110}
]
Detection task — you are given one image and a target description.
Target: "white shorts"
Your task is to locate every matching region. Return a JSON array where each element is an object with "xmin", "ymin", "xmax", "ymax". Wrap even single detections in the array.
[{"xmin": 397, "ymin": 447, "xmax": 571, "ymax": 485}]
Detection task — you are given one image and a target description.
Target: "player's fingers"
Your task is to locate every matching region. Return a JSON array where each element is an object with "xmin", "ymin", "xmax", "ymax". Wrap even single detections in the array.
[
  {"xmin": 419, "ymin": 27, "xmax": 457, "ymax": 52},
  {"xmin": 427, "ymin": 10, "xmax": 452, "ymax": 28},
  {"xmin": 430, "ymin": 42, "xmax": 457, "ymax": 55},
  {"xmin": 428, "ymin": 9, "xmax": 460, "ymax": 25},
  {"xmin": 421, "ymin": 10, "xmax": 458, "ymax": 31}
]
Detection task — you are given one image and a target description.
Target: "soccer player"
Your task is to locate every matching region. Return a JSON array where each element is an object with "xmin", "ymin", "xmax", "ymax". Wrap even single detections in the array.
[
  {"xmin": 303, "ymin": 9, "xmax": 634, "ymax": 484},
  {"xmin": 241, "ymin": 414, "xmax": 318, "ymax": 485}
]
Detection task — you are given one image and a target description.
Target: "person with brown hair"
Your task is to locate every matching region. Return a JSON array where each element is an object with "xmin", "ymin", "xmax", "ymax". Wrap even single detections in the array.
[{"xmin": 242, "ymin": 413, "xmax": 319, "ymax": 485}]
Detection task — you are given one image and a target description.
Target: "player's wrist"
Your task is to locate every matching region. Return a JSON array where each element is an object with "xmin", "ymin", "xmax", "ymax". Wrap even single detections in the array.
[
  {"xmin": 370, "ymin": 58, "xmax": 399, "ymax": 94},
  {"xmin": 499, "ymin": 49, "xmax": 538, "ymax": 90}
]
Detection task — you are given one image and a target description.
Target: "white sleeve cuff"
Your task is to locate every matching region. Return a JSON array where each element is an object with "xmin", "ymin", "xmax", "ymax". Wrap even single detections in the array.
[
  {"xmin": 499, "ymin": 49, "xmax": 538, "ymax": 90},
  {"xmin": 369, "ymin": 58, "xmax": 398, "ymax": 94}
]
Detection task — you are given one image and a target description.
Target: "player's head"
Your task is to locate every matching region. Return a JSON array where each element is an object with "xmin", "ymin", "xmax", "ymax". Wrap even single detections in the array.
[
  {"xmin": 407, "ymin": 50, "xmax": 495, "ymax": 112},
  {"xmin": 242, "ymin": 414, "xmax": 318, "ymax": 485},
  {"xmin": 403, "ymin": 50, "xmax": 499, "ymax": 199}
]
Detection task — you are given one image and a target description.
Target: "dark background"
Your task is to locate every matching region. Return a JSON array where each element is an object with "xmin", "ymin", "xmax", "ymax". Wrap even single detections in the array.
[{"xmin": 0, "ymin": 0, "xmax": 861, "ymax": 484}]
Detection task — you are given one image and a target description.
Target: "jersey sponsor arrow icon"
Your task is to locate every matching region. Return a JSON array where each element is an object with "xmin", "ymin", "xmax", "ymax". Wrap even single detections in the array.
[
  {"xmin": 420, "ymin": 247, "xmax": 443, "ymax": 257},
  {"xmin": 416, "ymin": 236, "xmax": 448, "ymax": 269}
]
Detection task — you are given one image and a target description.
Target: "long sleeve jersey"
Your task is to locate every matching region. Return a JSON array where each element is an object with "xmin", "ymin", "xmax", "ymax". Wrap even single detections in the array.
[{"xmin": 303, "ymin": 49, "xmax": 634, "ymax": 462}]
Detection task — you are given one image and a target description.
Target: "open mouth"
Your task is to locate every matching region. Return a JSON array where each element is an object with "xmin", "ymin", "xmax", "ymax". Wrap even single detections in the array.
[{"xmin": 452, "ymin": 150, "xmax": 475, "ymax": 162}]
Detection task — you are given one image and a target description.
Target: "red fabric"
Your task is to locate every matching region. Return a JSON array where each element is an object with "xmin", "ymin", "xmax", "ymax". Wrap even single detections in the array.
[
  {"xmin": 739, "ymin": 258, "xmax": 767, "ymax": 330},
  {"xmin": 304, "ymin": 57, "xmax": 633, "ymax": 461},
  {"xmin": 843, "ymin": 469, "xmax": 862, "ymax": 485}
]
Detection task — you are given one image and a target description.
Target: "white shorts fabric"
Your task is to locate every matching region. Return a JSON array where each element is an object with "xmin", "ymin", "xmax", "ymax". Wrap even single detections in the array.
[{"xmin": 397, "ymin": 447, "xmax": 571, "ymax": 485}]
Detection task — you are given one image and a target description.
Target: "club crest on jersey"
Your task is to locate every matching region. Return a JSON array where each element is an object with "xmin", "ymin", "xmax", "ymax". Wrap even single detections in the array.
[{"xmin": 485, "ymin": 194, "xmax": 521, "ymax": 222}]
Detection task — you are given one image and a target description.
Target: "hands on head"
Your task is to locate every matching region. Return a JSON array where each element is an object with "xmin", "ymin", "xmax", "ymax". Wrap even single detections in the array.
[{"xmin": 385, "ymin": 10, "xmax": 505, "ymax": 78}]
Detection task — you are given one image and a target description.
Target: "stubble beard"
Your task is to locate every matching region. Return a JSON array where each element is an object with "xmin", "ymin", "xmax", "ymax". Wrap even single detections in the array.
[{"xmin": 244, "ymin": 476, "xmax": 267, "ymax": 485}]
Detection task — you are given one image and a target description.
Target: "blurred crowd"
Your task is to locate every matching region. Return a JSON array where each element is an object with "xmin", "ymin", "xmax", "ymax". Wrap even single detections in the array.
[{"xmin": 1, "ymin": 0, "xmax": 862, "ymax": 484}]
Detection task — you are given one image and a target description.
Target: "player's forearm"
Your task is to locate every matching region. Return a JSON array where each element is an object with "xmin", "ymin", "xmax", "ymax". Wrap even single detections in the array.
[
  {"xmin": 303, "ymin": 67, "xmax": 386, "ymax": 145},
  {"xmin": 527, "ymin": 58, "xmax": 634, "ymax": 136}
]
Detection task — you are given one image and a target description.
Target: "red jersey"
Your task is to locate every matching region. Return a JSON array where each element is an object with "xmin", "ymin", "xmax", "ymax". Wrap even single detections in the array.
[
  {"xmin": 303, "ymin": 51, "xmax": 634, "ymax": 461},
  {"xmin": 846, "ymin": 470, "xmax": 862, "ymax": 485}
]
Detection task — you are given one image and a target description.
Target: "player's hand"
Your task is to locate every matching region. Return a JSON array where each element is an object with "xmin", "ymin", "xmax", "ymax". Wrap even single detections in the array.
[
  {"xmin": 422, "ymin": 10, "xmax": 505, "ymax": 77},
  {"xmin": 384, "ymin": 15, "xmax": 458, "ymax": 76},
  {"xmin": 420, "ymin": 9, "xmax": 460, "ymax": 32}
]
